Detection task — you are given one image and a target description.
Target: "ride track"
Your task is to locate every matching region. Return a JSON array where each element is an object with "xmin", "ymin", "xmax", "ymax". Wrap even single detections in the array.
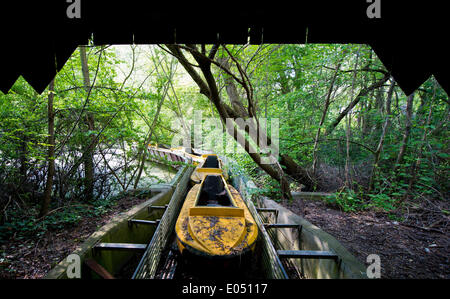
[
  {"xmin": 132, "ymin": 145, "xmax": 344, "ymax": 279},
  {"xmin": 45, "ymin": 145, "xmax": 365, "ymax": 279}
]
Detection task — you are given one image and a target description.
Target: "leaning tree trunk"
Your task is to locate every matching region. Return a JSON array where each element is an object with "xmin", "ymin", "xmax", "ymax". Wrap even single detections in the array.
[
  {"xmin": 165, "ymin": 44, "xmax": 315, "ymax": 198},
  {"xmin": 326, "ymin": 73, "xmax": 390, "ymax": 136}
]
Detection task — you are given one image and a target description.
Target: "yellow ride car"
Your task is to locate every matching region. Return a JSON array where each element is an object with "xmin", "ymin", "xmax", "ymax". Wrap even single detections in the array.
[{"xmin": 175, "ymin": 174, "xmax": 258, "ymax": 258}]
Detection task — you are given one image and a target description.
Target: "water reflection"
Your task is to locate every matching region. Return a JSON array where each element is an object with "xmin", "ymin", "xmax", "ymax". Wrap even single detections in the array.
[{"xmin": 138, "ymin": 161, "xmax": 177, "ymax": 187}]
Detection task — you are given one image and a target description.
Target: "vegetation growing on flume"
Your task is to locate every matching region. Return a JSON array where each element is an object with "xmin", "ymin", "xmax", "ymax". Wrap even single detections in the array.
[{"xmin": 0, "ymin": 43, "xmax": 448, "ymax": 242}]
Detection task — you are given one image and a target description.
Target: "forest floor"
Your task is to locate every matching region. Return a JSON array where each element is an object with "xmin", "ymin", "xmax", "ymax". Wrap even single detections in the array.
[
  {"xmin": 280, "ymin": 197, "xmax": 450, "ymax": 279},
  {"xmin": 0, "ymin": 195, "xmax": 148, "ymax": 279},
  {"xmin": 1, "ymin": 192, "xmax": 448, "ymax": 279}
]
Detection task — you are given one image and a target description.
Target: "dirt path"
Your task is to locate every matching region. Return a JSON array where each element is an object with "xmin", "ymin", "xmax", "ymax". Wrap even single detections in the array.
[{"xmin": 280, "ymin": 198, "xmax": 450, "ymax": 279}]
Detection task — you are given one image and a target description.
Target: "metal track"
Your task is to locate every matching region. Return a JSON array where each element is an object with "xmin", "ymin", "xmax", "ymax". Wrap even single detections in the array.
[
  {"xmin": 132, "ymin": 148, "xmax": 192, "ymax": 279},
  {"xmin": 126, "ymin": 147, "xmax": 342, "ymax": 279}
]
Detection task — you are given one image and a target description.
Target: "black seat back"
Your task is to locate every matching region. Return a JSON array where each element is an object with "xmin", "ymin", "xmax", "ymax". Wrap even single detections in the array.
[
  {"xmin": 202, "ymin": 155, "xmax": 219, "ymax": 168},
  {"xmin": 197, "ymin": 175, "xmax": 232, "ymax": 207}
]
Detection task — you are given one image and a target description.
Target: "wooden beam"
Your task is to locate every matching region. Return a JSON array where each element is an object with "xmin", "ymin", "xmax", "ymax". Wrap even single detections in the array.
[
  {"xmin": 150, "ymin": 205, "xmax": 168, "ymax": 210},
  {"xmin": 277, "ymin": 250, "xmax": 338, "ymax": 260},
  {"xmin": 148, "ymin": 205, "xmax": 168, "ymax": 213},
  {"xmin": 94, "ymin": 243, "xmax": 147, "ymax": 252},
  {"xmin": 128, "ymin": 219, "xmax": 159, "ymax": 226},
  {"xmin": 256, "ymin": 208, "xmax": 279, "ymax": 213},
  {"xmin": 264, "ymin": 223, "xmax": 301, "ymax": 229},
  {"xmin": 84, "ymin": 258, "xmax": 115, "ymax": 279}
]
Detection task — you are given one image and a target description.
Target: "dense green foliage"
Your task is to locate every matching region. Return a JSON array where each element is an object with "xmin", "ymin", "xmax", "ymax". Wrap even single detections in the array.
[{"xmin": 0, "ymin": 43, "xmax": 448, "ymax": 242}]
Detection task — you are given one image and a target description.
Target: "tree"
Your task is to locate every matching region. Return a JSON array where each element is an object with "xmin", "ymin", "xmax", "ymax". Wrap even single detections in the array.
[
  {"xmin": 368, "ymin": 78, "xmax": 395, "ymax": 191},
  {"xmin": 312, "ymin": 57, "xmax": 343, "ymax": 173},
  {"xmin": 134, "ymin": 53, "xmax": 175, "ymax": 189},
  {"xmin": 394, "ymin": 92, "xmax": 414, "ymax": 173},
  {"xmin": 79, "ymin": 46, "xmax": 96, "ymax": 202},
  {"xmin": 163, "ymin": 44, "xmax": 317, "ymax": 198},
  {"xmin": 39, "ymin": 79, "xmax": 55, "ymax": 217}
]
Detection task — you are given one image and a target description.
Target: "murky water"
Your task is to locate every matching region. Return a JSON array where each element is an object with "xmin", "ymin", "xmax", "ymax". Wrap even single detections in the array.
[
  {"xmin": 138, "ymin": 161, "xmax": 177, "ymax": 187},
  {"xmin": 89, "ymin": 148, "xmax": 178, "ymax": 199}
]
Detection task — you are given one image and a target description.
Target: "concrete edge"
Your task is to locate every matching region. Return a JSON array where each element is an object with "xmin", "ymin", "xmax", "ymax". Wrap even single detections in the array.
[
  {"xmin": 261, "ymin": 198, "xmax": 368, "ymax": 279},
  {"xmin": 44, "ymin": 186, "xmax": 173, "ymax": 279}
]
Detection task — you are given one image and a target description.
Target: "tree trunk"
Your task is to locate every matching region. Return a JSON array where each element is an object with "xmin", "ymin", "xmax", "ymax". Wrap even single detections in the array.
[
  {"xmin": 326, "ymin": 73, "xmax": 390, "ymax": 136},
  {"xmin": 39, "ymin": 79, "xmax": 55, "ymax": 218},
  {"xmin": 133, "ymin": 57, "xmax": 173, "ymax": 189},
  {"xmin": 368, "ymin": 79, "xmax": 395, "ymax": 191},
  {"xmin": 344, "ymin": 113, "xmax": 352, "ymax": 186},
  {"xmin": 133, "ymin": 93, "xmax": 166, "ymax": 189},
  {"xmin": 312, "ymin": 61, "xmax": 342, "ymax": 173},
  {"xmin": 394, "ymin": 92, "xmax": 414, "ymax": 173},
  {"xmin": 18, "ymin": 132, "xmax": 28, "ymax": 189},
  {"xmin": 165, "ymin": 44, "xmax": 304, "ymax": 198},
  {"xmin": 406, "ymin": 81, "xmax": 436, "ymax": 194},
  {"xmin": 79, "ymin": 46, "xmax": 95, "ymax": 202},
  {"xmin": 344, "ymin": 49, "xmax": 361, "ymax": 187}
]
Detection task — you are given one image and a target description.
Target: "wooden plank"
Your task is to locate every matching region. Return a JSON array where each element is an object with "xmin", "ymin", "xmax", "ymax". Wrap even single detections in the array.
[
  {"xmin": 129, "ymin": 219, "xmax": 159, "ymax": 226},
  {"xmin": 264, "ymin": 223, "xmax": 301, "ymax": 229},
  {"xmin": 149, "ymin": 205, "xmax": 167, "ymax": 210},
  {"xmin": 94, "ymin": 243, "xmax": 147, "ymax": 252},
  {"xmin": 148, "ymin": 205, "xmax": 168, "ymax": 214},
  {"xmin": 277, "ymin": 250, "xmax": 338, "ymax": 260},
  {"xmin": 84, "ymin": 258, "xmax": 115, "ymax": 279},
  {"xmin": 256, "ymin": 208, "xmax": 279, "ymax": 213},
  {"xmin": 148, "ymin": 205, "xmax": 167, "ymax": 213}
]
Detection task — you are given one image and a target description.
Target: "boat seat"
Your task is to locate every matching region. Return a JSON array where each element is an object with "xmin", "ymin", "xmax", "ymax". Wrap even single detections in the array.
[
  {"xmin": 202, "ymin": 155, "xmax": 219, "ymax": 168},
  {"xmin": 197, "ymin": 176, "xmax": 233, "ymax": 207}
]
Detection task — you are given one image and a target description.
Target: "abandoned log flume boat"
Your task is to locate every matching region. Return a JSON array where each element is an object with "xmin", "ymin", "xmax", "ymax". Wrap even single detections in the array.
[
  {"xmin": 189, "ymin": 153, "xmax": 229, "ymax": 184},
  {"xmin": 175, "ymin": 174, "xmax": 258, "ymax": 258},
  {"xmin": 158, "ymin": 147, "xmax": 256, "ymax": 258},
  {"xmin": 44, "ymin": 145, "xmax": 367, "ymax": 279}
]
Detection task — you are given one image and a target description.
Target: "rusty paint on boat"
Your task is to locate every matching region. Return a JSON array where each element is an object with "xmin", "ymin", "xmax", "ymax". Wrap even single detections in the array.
[{"xmin": 175, "ymin": 174, "xmax": 258, "ymax": 258}]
